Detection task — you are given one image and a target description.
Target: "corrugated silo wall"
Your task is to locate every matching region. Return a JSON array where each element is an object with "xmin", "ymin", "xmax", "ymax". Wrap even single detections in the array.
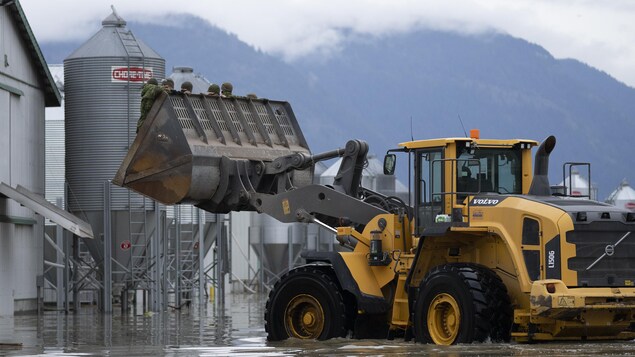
[
  {"xmin": 64, "ymin": 57, "xmax": 165, "ymax": 268},
  {"xmin": 64, "ymin": 57, "xmax": 165, "ymax": 212}
]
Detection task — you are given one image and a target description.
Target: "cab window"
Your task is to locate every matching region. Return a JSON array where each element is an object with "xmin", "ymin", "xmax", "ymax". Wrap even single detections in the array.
[{"xmin": 456, "ymin": 147, "xmax": 522, "ymax": 195}]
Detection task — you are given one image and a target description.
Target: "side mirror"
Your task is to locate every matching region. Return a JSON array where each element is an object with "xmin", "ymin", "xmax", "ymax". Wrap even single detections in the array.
[{"xmin": 383, "ymin": 154, "xmax": 396, "ymax": 175}]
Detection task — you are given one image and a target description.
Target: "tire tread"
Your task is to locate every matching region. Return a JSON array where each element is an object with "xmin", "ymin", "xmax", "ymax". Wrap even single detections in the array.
[
  {"xmin": 265, "ymin": 266, "xmax": 347, "ymax": 340},
  {"xmin": 412, "ymin": 263, "xmax": 512, "ymax": 344}
]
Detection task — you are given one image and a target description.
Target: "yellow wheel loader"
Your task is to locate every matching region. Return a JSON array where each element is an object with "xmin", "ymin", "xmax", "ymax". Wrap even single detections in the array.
[{"xmin": 115, "ymin": 91, "xmax": 635, "ymax": 344}]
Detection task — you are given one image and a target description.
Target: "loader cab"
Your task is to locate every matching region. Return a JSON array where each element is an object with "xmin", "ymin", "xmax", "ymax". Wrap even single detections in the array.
[{"xmin": 388, "ymin": 135, "xmax": 537, "ymax": 236}]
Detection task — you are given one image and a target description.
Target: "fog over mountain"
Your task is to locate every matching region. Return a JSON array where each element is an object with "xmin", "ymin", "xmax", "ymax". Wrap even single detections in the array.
[{"xmin": 41, "ymin": 15, "xmax": 635, "ymax": 200}]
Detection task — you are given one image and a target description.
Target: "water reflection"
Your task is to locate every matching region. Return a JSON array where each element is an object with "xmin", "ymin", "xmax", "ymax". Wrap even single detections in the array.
[{"xmin": 1, "ymin": 293, "xmax": 634, "ymax": 356}]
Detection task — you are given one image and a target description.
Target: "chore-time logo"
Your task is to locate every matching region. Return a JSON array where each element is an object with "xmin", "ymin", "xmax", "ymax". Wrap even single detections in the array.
[{"xmin": 111, "ymin": 66, "xmax": 153, "ymax": 83}]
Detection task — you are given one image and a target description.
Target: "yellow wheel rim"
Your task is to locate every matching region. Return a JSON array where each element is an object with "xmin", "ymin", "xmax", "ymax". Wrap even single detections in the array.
[
  {"xmin": 284, "ymin": 294, "xmax": 325, "ymax": 339},
  {"xmin": 427, "ymin": 293, "xmax": 461, "ymax": 345}
]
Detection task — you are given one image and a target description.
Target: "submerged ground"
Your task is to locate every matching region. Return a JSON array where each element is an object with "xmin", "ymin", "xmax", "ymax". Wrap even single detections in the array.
[{"xmin": 0, "ymin": 293, "xmax": 633, "ymax": 356}]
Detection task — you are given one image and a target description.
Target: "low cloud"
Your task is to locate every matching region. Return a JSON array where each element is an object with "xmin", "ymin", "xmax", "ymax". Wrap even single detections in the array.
[{"xmin": 20, "ymin": 0, "xmax": 635, "ymax": 87}]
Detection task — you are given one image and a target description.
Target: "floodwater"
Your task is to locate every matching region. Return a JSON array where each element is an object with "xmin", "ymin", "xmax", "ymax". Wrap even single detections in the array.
[{"xmin": 1, "ymin": 293, "xmax": 634, "ymax": 356}]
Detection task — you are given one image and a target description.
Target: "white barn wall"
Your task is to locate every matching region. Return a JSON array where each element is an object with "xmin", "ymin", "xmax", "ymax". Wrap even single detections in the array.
[
  {"xmin": 0, "ymin": 6, "xmax": 39, "ymax": 85},
  {"xmin": 3, "ymin": 79, "xmax": 46, "ymax": 314},
  {"xmin": 0, "ymin": 78, "xmax": 12, "ymax": 316},
  {"xmin": 1, "ymin": 83, "xmax": 46, "ymax": 314},
  {"xmin": 0, "ymin": 91, "xmax": 10, "ymax": 183},
  {"xmin": 0, "ymin": 223, "xmax": 15, "ymax": 315},
  {"xmin": 0, "ymin": 4, "xmax": 53, "ymax": 315}
]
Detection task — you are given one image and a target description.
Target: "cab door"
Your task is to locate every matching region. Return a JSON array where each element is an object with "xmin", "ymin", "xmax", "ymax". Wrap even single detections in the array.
[{"xmin": 414, "ymin": 148, "xmax": 444, "ymax": 236}]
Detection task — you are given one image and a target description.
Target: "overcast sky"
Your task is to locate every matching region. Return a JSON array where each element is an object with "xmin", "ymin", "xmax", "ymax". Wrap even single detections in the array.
[{"xmin": 20, "ymin": 0, "xmax": 635, "ymax": 88}]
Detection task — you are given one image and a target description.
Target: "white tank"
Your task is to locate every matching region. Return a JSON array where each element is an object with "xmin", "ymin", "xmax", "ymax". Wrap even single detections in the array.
[
  {"xmin": 169, "ymin": 66, "xmax": 211, "ymax": 93},
  {"xmin": 606, "ymin": 179, "xmax": 635, "ymax": 211},
  {"xmin": 557, "ymin": 169, "xmax": 598, "ymax": 200}
]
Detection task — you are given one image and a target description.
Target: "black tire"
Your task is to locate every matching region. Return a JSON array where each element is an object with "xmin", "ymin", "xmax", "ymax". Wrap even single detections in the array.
[
  {"xmin": 412, "ymin": 263, "xmax": 512, "ymax": 345},
  {"xmin": 483, "ymin": 268, "xmax": 513, "ymax": 343},
  {"xmin": 265, "ymin": 266, "xmax": 347, "ymax": 341}
]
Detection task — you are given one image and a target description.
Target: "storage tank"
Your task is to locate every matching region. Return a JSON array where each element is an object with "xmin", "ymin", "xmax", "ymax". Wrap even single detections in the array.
[
  {"xmin": 606, "ymin": 179, "xmax": 635, "ymax": 211},
  {"xmin": 65, "ymin": 10, "xmax": 165, "ymax": 211},
  {"xmin": 63, "ymin": 9, "xmax": 165, "ymax": 290},
  {"xmin": 169, "ymin": 66, "xmax": 210, "ymax": 93},
  {"xmin": 557, "ymin": 169, "xmax": 598, "ymax": 200}
]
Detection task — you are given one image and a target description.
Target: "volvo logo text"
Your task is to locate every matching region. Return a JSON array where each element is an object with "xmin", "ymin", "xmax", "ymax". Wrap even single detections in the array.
[{"xmin": 605, "ymin": 244, "xmax": 615, "ymax": 256}]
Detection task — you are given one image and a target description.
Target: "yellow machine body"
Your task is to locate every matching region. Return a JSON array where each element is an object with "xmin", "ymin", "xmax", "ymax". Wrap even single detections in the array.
[{"xmin": 329, "ymin": 135, "xmax": 635, "ymax": 343}]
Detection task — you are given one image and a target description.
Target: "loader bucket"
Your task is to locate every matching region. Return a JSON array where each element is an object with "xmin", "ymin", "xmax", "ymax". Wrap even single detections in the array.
[{"xmin": 113, "ymin": 91, "xmax": 311, "ymax": 209}]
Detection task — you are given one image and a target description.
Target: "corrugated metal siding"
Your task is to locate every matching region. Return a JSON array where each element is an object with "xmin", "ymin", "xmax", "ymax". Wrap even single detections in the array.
[
  {"xmin": 0, "ymin": 90, "xmax": 9, "ymax": 184},
  {"xmin": 9, "ymin": 87, "xmax": 45, "ymax": 212},
  {"xmin": 64, "ymin": 12, "xmax": 165, "ymax": 213},
  {"xmin": 9, "ymin": 86, "xmax": 45, "ymax": 303},
  {"xmin": 45, "ymin": 66, "xmax": 65, "ymax": 208},
  {"xmin": 45, "ymin": 119, "xmax": 65, "ymax": 207},
  {"xmin": 64, "ymin": 56, "xmax": 165, "ymax": 211},
  {"xmin": 0, "ymin": 4, "xmax": 49, "ymax": 314}
]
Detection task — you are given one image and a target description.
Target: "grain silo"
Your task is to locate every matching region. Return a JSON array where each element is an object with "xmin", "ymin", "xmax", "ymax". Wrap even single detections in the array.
[
  {"xmin": 63, "ymin": 8, "xmax": 165, "ymax": 310},
  {"xmin": 606, "ymin": 179, "xmax": 635, "ymax": 211},
  {"xmin": 556, "ymin": 169, "xmax": 598, "ymax": 200},
  {"xmin": 169, "ymin": 66, "xmax": 211, "ymax": 93}
]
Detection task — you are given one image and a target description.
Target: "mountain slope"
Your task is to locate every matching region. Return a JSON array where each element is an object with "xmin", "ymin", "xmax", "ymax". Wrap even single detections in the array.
[
  {"xmin": 291, "ymin": 30, "xmax": 635, "ymax": 198},
  {"xmin": 40, "ymin": 16, "xmax": 635, "ymax": 199}
]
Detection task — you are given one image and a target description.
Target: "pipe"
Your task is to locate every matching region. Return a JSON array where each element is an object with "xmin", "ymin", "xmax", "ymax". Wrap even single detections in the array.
[{"xmin": 528, "ymin": 135, "xmax": 556, "ymax": 196}]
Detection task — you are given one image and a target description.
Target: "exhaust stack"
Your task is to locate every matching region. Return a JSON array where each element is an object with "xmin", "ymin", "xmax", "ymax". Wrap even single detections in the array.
[{"xmin": 528, "ymin": 135, "xmax": 556, "ymax": 196}]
